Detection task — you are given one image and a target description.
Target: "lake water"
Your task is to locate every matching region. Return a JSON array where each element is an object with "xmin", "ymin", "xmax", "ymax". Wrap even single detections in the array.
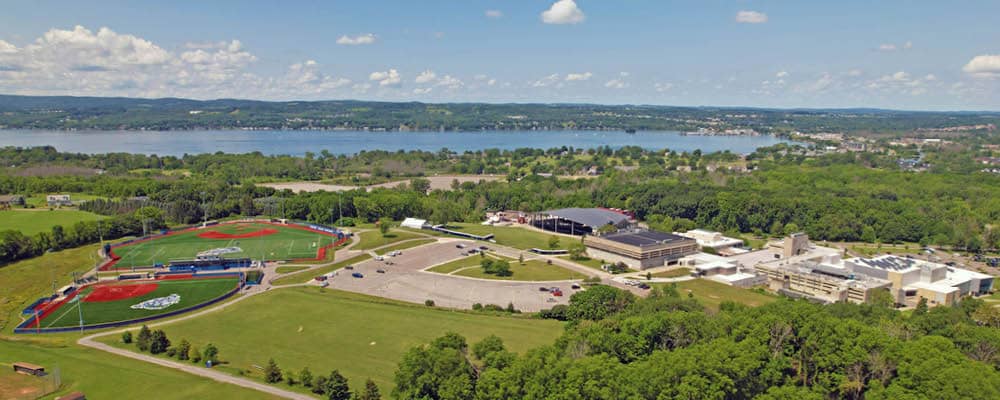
[{"xmin": 0, "ymin": 129, "xmax": 794, "ymax": 156}]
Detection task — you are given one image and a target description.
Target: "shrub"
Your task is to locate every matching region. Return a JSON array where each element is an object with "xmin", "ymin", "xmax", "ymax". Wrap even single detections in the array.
[
  {"xmin": 472, "ymin": 303, "xmax": 483, "ymax": 311},
  {"xmin": 425, "ymin": 299, "xmax": 435, "ymax": 307},
  {"xmin": 121, "ymin": 331, "xmax": 133, "ymax": 344}
]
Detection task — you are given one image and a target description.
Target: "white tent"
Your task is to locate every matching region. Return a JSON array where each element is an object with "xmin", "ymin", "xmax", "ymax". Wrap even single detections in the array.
[{"xmin": 401, "ymin": 218, "xmax": 429, "ymax": 229}]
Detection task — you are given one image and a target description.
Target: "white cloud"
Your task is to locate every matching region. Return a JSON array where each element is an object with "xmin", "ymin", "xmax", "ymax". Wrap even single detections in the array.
[
  {"xmin": 541, "ymin": 0, "xmax": 585, "ymax": 25},
  {"xmin": 654, "ymin": 82, "xmax": 674, "ymax": 92},
  {"xmin": 436, "ymin": 75, "xmax": 463, "ymax": 89},
  {"xmin": 0, "ymin": 40, "xmax": 18, "ymax": 54},
  {"xmin": 487, "ymin": 79, "xmax": 497, "ymax": 86},
  {"xmin": 605, "ymin": 79, "xmax": 628, "ymax": 89},
  {"xmin": 964, "ymin": 54, "xmax": 1000, "ymax": 78},
  {"xmin": 903, "ymin": 41, "xmax": 913, "ymax": 50},
  {"xmin": 336, "ymin": 34, "xmax": 377, "ymax": 46},
  {"xmin": 485, "ymin": 10, "xmax": 503, "ymax": 19},
  {"xmin": 881, "ymin": 71, "xmax": 911, "ymax": 82},
  {"xmin": 531, "ymin": 73, "xmax": 561, "ymax": 87},
  {"xmin": 369, "ymin": 69, "xmax": 401, "ymax": 87},
  {"xmin": 415, "ymin": 70, "xmax": 437, "ymax": 83},
  {"xmin": 413, "ymin": 87, "xmax": 432, "ymax": 95},
  {"xmin": 847, "ymin": 69, "xmax": 864, "ymax": 77},
  {"xmin": 794, "ymin": 72, "xmax": 834, "ymax": 93},
  {"xmin": 565, "ymin": 72, "xmax": 592, "ymax": 81},
  {"xmin": 878, "ymin": 41, "xmax": 913, "ymax": 52},
  {"xmin": 879, "ymin": 44, "xmax": 897, "ymax": 52},
  {"xmin": 735, "ymin": 10, "xmax": 768, "ymax": 24},
  {"xmin": 776, "ymin": 71, "xmax": 788, "ymax": 78}
]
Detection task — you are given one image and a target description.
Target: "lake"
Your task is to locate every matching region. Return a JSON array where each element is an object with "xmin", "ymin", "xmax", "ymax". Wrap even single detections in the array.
[{"xmin": 0, "ymin": 129, "xmax": 794, "ymax": 156}]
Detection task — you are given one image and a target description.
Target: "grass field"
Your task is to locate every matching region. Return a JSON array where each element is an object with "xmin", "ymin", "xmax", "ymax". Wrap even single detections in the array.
[
  {"xmin": 101, "ymin": 287, "xmax": 563, "ymax": 394},
  {"xmin": 664, "ymin": 279, "xmax": 776, "ymax": 310},
  {"xmin": 22, "ymin": 193, "xmax": 105, "ymax": 208},
  {"xmin": 0, "ymin": 244, "xmax": 101, "ymax": 334},
  {"xmin": 374, "ymin": 238, "xmax": 437, "ymax": 255},
  {"xmin": 275, "ymin": 266, "xmax": 310, "ymax": 274},
  {"xmin": 37, "ymin": 277, "xmax": 240, "ymax": 329},
  {"xmin": 0, "ymin": 365, "xmax": 54, "ymax": 400},
  {"xmin": 111, "ymin": 223, "xmax": 337, "ymax": 268},
  {"xmin": 271, "ymin": 254, "xmax": 371, "ymax": 286},
  {"xmin": 558, "ymin": 255, "xmax": 606, "ymax": 270},
  {"xmin": 427, "ymin": 255, "xmax": 484, "ymax": 274},
  {"xmin": 353, "ymin": 229, "xmax": 423, "ymax": 251},
  {"xmin": 652, "ymin": 268, "xmax": 692, "ymax": 278},
  {"xmin": 0, "ymin": 209, "xmax": 105, "ymax": 236},
  {"xmin": 0, "ymin": 340, "xmax": 276, "ymax": 399},
  {"xmin": 448, "ymin": 255, "xmax": 585, "ymax": 281},
  {"xmin": 445, "ymin": 223, "xmax": 564, "ymax": 250}
]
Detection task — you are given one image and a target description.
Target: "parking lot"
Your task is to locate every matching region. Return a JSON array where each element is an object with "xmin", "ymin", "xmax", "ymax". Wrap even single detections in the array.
[{"xmin": 320, "ymin": 239, "xmax": 583, "ymax": 312}]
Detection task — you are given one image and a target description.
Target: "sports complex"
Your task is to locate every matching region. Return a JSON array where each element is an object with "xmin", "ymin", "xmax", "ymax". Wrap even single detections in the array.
[{"xmin": 15, "ymin": 219, "xmax": 347, "ymax": 333}]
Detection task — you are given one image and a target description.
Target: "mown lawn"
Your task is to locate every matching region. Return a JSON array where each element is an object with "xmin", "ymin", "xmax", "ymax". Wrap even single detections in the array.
[
  {"xmin": 375, "ymin": 238, "xmax": 437, "ymax": 255},
  {"xmin": 558, "ymin": 255, "xmax": 606, "ymax": 270},
  {"xmin": 426, "ymin": 255, "xmax": 483, "ymax": 274},
  {"xmin": 453, "ymin": 258, "xmax": 585, "ymax": 282},
  {"xmin": 101, "ymin": 287, "xmax": 563, "ymax": 395},
  {"xmin": 0, "ymin": 339, "xmax": 276, "ymax": 399},
  {"xmin": 275, "ymin": 266, "xmax": 310, "ymax": 274},
  {"xmin": 354, "ymin": 229, "xmax": 423, "ymax": 251},
  {"xmin": 444, "ymin": 223, "xmax": 564, "ymax": 250},
  {"xmin": 652, "ymin": 268, "xmax": 692, "ymax": 278},
  {"xmin": 270, "ymin": 254, "xmax": 371, "ymax": 286},
  {"xmin": 0, "ymin": 209, "xmax": 105, "ymax": 236},
  {"xmin": 0, "ymin": 244, "xmax": 101, "ymax": 334},
  {"xmin": 664, "ymin": 279, "xmax": 776, "ymax": 310}
]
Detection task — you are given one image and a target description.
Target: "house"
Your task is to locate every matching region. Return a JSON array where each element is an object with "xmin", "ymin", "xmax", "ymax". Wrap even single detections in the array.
[
  {"xmin": 0, "ymin": 195, "xmax": 25, "ymax": 207},
  {"xmin": 46, "ymin": 194, "xmax": 72, "ymax": 206}
]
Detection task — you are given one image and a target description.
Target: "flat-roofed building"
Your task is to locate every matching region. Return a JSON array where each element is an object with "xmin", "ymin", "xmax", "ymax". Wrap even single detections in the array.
[
  {"xmin": 844, "ymin": 255, "xmax": 993, "ymax": 307},
  {"xmin": 680, "ymin": 252, "xmax": 765, "ymax": 288},
  {"xmin": 676, "ymin": 229, "xmax": 744, "ymax": 254},
  {"xmin": 757, "ymin": 257, "xmax": 892, "ymax": 304},
  {"xmin": 583, "ymin": 229, "xmax": 698, "ymax": 270}
]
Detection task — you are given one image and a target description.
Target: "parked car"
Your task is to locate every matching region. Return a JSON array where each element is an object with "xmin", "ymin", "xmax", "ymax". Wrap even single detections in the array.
[
  {"xmin": 376, "ymin": 269, "xmax": 386, "ymax": 274},
  {"xmin": 571, "ymin": 284, "xmax": 581, "ymax": 289},
  {"xmin": 375, "ymin": 256, "xmax": 385, "ymax": 261},
  {"xmin": 314, "ymin": 276, "xmax": 328, "ymax": 282},
  {"xmin": 638, "ymin": 283, "xmax": 650, "ymax": 290},
  {"xmin": 345, "ymin": 265, "xmax": 354, "ymax": 270},
  {"xmin": 479, "ymin": 246, "xmax": 489, "ymax": 251},
  {"xmin": 351, "ymin": 272, "xmax": 364, "ymax": 278},
  {"xmin": 538, "ymin": 287, "xmax": 550, "ymax": 292},
  {"xmin": 551, "ymin": 290, "xmax": 563, "ymax": 297},
  {"xmin": 456, "ymin": 244, "xmax": 466, "ymax": 249}
]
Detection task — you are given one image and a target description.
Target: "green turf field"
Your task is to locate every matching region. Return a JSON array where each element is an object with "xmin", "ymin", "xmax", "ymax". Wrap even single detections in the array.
[
  {"xmin": 38, "ymin": 277, "xmax": 239, "ymax": 329},
  {"xmin": 0, "ymin": 209, "xmax": 105, "ymax": 236},
  {"xmin": 102, "ymin": 287, "xmax": 563, "ymax": 394},
  {"xmin": 354, "ymin": 229, "xmax": 423, "ymax": 251},
  {"xmin": 0, "ymin": 340, "xmax": 276, "ymax": 399},
  {"xmin": 111, "ymin": 223, "xmax": 338, "ymax": 268},
  {"xmin": 0, "ymin": 244, "xmax": 101, "ymax": 333}
]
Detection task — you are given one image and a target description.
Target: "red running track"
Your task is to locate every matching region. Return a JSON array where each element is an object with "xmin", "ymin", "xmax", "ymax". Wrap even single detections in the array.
[{"xmin": 83, "ymin": 283, "xmax": 159, "ymax": 302}]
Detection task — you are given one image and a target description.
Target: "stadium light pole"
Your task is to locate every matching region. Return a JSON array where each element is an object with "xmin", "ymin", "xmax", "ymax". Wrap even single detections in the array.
[{"xmin": 77, "ymin": 293, "xmax": 84, "ymax": 334}]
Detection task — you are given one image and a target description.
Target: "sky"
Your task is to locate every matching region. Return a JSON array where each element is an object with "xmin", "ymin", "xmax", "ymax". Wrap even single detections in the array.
[{"xmin": 0, "ymin": 1, "xmax": 998, "ymax": 110}]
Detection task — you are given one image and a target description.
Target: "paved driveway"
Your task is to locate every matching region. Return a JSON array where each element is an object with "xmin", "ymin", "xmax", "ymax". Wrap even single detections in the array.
[{"xmin": 323, "ymin": 240, "xmax": 582, "ymax": 312}]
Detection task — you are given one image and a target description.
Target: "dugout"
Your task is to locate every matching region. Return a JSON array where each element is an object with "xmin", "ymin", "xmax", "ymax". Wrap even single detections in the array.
[
  {"xmin": 13, "ymin": 362, "xmax": 45, "ymax": 376},
  {"xmin": 169, "ymin": 257, "xmax": 252, "ymax": 272}
]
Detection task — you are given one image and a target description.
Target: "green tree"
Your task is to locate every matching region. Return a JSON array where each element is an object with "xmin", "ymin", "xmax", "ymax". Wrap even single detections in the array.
[
  {"xmin": 548, "ymin": 235, "xmax": 561, "ymax": 249},
  {"xmin": 203, "ymin": 343, "xmax": 219, "ymax": 364},
  {"xmin": 567, "ymin": 242, "xmax": 586, "ymax": 260},
  {"xmin": 189, "ymin": 345, "xmax": 202, "ymax": 364},
  {"xmin": 356, "ymin": 378, "xmax": 381, "ymax": 400},
  {"xmin": 566, "ymin": 285, "xmax": 635, "ymax": 321},
  {"xmin": 176, "ymin": 339, "xmax": 191, "ymax": 361},
  {"xmin": 325, "ymin": 370, "xmax": 351, "ymax": 400},
  {"xmin": 149, "ymin": 330, "xmax": 170, "ymax": 354},
  {"xmin": 300, "ymin": 367, "xmax": 314, "ymax": 388},
  {"xmin": 783, "ymin": 222, "xmax": 800, "ymax": 236},
  {"xmin": 861, "ymin": 225, "xmax": 877, "ymax": 243},
  {"xmin": 264, "ymin": 358, "xmax": 283, "ymax": 383},
  {"xmin": 378, "ymin": 218, "xmax": 392, "ymax": 236},
  {"xmin": 914, "ymin": 297, "xmax": 929, "ymax": 316},
  {"xmin": 312, "ymin": 375, "xmax": 328, "ymax": 395},
  {"xmin": 393, "ymin": 333, "xmax": 474, "ymax": 400},
  {"xmin": 121, "ymin": 331, "xmax": 132, "ymax": 344},
  {"xmin": 136, "ymin": 325, "xmax": 152, "ymax": 351}
]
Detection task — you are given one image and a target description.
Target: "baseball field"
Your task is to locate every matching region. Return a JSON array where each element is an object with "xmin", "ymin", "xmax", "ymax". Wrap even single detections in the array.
[
  {"xmin": 27, "ymin": 276, "xmax": 240, "ymax": 330},
  {"xmin": 109, "ymin": 222, "xmax": 339, "ymax": 269}
]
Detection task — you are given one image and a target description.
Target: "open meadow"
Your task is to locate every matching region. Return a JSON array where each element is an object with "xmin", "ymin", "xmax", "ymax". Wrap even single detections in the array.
[
  {"xmin": 103, "ymin": 287, "xmax": 564, "ymax": 394},
  {"xmin": 0, "ymin": 245, "xmax": 101, "ymax": 334},
  {"xmin": 0, "ymin": 209, "xmax": 105, "ymax": 236}
]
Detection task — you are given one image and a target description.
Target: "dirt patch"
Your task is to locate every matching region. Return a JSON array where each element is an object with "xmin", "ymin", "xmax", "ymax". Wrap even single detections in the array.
[
  {"xmin": 84, "ymin": 283, "xmax": 159, "ymax": 302},
  {"xmin": 197, "ymin": 228, "xmax": 278, "ymax": 239}
]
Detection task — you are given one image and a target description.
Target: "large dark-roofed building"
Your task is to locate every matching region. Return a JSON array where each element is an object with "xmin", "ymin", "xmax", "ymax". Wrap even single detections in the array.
[
  {"xmin": 583, "ymin": 230, "xmax": 699, "ymax": 270},
  {"xmin": 530, "ymin": 208, "xmax": 633, "ymax": 236}
]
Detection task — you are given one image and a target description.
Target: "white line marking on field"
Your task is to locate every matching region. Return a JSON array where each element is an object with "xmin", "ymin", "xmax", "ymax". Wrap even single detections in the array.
[{"xmin": 44, "ymin": 299, "xmax": 80, "ymax": 328}]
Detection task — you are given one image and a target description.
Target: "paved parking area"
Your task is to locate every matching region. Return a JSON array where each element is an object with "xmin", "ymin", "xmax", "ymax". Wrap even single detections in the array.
[{"xmin": 322, "ymin": 240, "xmax": 583, "ymax": 312}]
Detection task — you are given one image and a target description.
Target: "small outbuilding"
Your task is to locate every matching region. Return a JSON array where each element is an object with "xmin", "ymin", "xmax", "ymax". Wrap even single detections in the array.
[
  {"xmin": 401, "ymin": 218, "xmax": 429, "ymax": 230},
  {"xmin": 13, "ymin": 362, "xmax": 45, "ymax": 376}
]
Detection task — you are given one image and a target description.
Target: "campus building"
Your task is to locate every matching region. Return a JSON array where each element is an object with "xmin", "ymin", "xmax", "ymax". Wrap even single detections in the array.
[
  {"xmin": 530, "ymin": 208, "xmax": 635, "ymax": 236},
  {"xmin": 583, "ymin": 229, "xmax": 698, "ymax": 270},
  {"xmin": 680, "ymin": 252, "xmax": 765, "ymax": 288},
  {"xmin": 756, "ymin": 255, "xmax": 893, "ymax": 304},
  {"xmin": 46, "ymin": 194, "xmax": 72, "ymax": 206},
  {"xmin": 676, "ymin": 229, "xmax": 745, "ymax": 255},
  {"xmin": 845, "ymin": 255, "xmax": 993, "ymax": 307}
]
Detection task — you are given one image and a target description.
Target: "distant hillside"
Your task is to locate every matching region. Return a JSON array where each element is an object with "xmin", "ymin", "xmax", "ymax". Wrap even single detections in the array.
[{"xmin": 0, "ymin": 94, "xmax": 997, "ymax": 134}]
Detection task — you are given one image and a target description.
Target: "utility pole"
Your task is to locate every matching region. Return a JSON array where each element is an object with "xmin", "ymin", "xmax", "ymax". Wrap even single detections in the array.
[
  {"xmin": 77, "ymin": 294, "xmax": 84, "ymax": 334},
  {"xmin": 200, "ymin": 191, "xmax": 208, "ymax": 226}
]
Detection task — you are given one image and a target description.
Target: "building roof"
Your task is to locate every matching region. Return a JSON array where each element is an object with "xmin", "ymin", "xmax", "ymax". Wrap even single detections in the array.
[
  {"xmin": 542, "ymin": 208, "xmax": 630, "ymax": 229},
  {"xmin": 600, "ymin": 230, "xmax": 692, "ymax": 248},
  {"xmin": 850, "ymin": 255, "xmax": 923, "ymax": 272}
]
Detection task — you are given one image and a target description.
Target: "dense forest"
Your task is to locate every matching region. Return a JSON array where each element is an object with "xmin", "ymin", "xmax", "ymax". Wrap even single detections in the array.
[
  {"xmin": 2, "ymin": 142, "xmax": 1000, "ymax": 265},
  {"xmin": 392, "ymin": 284, "xmax": 1000, "ymax": 399},
  {"xmin": 1, "ymin": 94, "xmax": 999, "ymax": 134}
]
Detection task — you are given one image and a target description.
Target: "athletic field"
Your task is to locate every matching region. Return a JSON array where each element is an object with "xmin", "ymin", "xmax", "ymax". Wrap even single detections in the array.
[
  {"xmin": 29, "ymin": 277, "xmax": 239, "ymax": 329},
  {"xmin": 110, "ymin": 222, "xmax": 338, "ymax": 268}
]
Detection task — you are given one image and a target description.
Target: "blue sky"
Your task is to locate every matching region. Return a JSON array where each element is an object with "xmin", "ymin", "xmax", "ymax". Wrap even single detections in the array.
[{"xmin": 1, "ymin": 1, "xmax": 998, "ymax": 110}]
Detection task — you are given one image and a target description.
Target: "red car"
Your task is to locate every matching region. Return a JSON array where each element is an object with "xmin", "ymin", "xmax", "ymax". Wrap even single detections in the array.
[{"xmin": 551, "ymin": 290, "xmax": 563, "ymax": 297}]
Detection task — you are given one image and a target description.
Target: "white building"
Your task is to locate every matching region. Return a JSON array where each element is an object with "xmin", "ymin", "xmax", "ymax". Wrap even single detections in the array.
[
  {"xmin": 676, "ymin": 229, "xmax": 745, "ymax": 255},
  {"xmin": 401, "ymin": 218, "xmax": 429, "ymax": 230},
  {"xmin": 679, "ymin": 252, "xmax": 765, "ymax": 288}
]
